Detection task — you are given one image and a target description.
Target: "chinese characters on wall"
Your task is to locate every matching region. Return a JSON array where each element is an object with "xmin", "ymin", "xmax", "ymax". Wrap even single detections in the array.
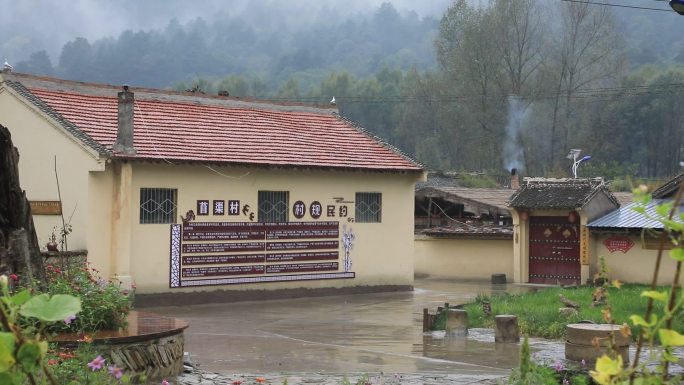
[
  {"xmin": 169, "ymin": 196, "xmax": 358, "ymax": 288},
  {"xmin": 197, "ymin": 198, "xmax": 355, "ymax": 222}
]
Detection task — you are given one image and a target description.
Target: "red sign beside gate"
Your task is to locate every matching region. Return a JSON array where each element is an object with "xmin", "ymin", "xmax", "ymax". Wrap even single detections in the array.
[{"xmin": 603, "ymin": 236, "xmax": 634, "ymax": 253}]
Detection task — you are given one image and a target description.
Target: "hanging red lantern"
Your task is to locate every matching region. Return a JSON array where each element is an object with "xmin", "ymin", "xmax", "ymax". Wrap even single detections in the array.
[{"xmin": 568, "ymin": 211, "xmax": 578, "ymax": 223}]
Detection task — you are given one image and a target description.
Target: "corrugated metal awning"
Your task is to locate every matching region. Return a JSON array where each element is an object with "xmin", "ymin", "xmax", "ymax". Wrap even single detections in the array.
[{"xmin": 587, "ymin": 199, "xmax": 683, "ymax": 229}]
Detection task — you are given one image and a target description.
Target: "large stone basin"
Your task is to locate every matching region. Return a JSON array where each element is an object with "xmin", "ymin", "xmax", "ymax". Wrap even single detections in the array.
[
  {"xmin": 52, "ymin": 311, "xmax": 188, "ymax": 380},
  {"xmin": 565, "ymin": 323, "xmax": 630, "ymax": 365}
]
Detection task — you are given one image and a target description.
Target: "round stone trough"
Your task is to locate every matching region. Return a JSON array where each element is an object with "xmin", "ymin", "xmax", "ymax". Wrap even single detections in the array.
[
  {"xmin": 51, "ymin": 311, "xmax": 188, "ymax": 380},
  {"xmin": 565, "ymin": 323, "xmax": 629, "ymax": 365}
]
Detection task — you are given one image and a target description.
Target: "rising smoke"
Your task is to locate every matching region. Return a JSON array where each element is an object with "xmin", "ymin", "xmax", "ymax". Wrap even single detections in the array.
[{"xmin": 502, "ymin": 95, "xmax": 530, "ymax": 172}]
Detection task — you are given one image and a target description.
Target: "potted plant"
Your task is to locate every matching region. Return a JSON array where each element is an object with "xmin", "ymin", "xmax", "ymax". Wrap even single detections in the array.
[{"xmin": 47, "ymin": 228, "xmax": 59, "ymax": 252}]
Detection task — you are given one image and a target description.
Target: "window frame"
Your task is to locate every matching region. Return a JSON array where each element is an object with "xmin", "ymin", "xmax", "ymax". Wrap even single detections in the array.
[
  {"xmin": 139, "ymin": 188, "xmax": 178, "ymax": 224},
  {"xmin": 258, "ymin": 190, "xmax": 290, "ymax": 223},
  {"xmin": 355, "ymin": 192, "xmax": 382, "ymax": 223}
]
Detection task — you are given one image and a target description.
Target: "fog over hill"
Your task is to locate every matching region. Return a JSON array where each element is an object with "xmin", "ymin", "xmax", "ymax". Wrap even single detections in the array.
[
  {"xmin": 0, "ymin": 0, "xmax": 452, "ymax": 65},
  {"xmin": 1, "ymin": 0, "xmax": 682, "ymax": 179}
]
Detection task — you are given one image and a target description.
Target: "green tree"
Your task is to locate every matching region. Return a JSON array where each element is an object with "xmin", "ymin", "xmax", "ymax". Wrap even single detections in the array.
[{"xmin": 15, "ymin": 51, "xmax": 53, "ymax": 76}]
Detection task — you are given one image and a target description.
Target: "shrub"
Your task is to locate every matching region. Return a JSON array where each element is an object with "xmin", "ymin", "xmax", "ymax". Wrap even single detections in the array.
[{"xmin": 42, "ymin": 264, "xmax": 132, "ymax": 333}]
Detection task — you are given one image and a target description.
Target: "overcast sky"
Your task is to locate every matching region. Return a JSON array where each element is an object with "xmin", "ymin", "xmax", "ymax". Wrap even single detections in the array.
[{"xmin": 0, "ymin": 0, "xmax": 452, "ymax": 64}]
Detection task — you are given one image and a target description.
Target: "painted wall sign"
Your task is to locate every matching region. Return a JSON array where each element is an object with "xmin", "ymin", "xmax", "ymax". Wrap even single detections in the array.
[
  {"xmin": 228, "ymin": 200, "xmax": 240, "ymax": 215},
  {"xmin": 29, "ymin": 201, "xmax": 62, "ymax": 215},
  {"xmin": 170, "ymin": 221, "xmax": 354, "ymax": 288},
  {"xmin": 603, "ymin": 236, "xmax": 635, "ymax": 253},
  {"xmin": 197, "ymin": 200, "xmax": 210, "ymax": 215},
  {"xmin": 293, "ymin": 201, "xmax": 306, "ymax": 219},
  {"xmin": 580, "ymin": 226, "xmax": 589, "ymax": 265},
  {"xmin": 310, "ymin": 201, "xmax": 322, "ymax": 219},
  {"xmin": 213, "ymin": 200, "xmax": 225, "ymax": 215}
]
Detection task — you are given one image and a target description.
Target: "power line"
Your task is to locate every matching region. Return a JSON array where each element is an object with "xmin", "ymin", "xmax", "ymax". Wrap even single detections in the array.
[
  {"xmin": 263, "ymin": 82, "xmax": 684, "ymax": 105},
  {"xmin": 558, "ymin": 0, "xmax": 674, "ymax": 12}
]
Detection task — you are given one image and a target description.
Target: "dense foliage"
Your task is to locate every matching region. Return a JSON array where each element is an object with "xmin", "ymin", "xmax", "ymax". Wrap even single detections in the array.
[{"xmin": 9, "ymin": 1, "xmax": 684, "ymax": 179}]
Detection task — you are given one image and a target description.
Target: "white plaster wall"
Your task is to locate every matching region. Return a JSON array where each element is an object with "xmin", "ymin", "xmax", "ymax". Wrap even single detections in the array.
[
  {"xmin": 127, "ymin": 163, "xmax": 418, "ymax": 293},
  {"xmin": 414, "ymin": 236, "xmax": 513, "ymax": 281},
  {"xmin": 592, "ymin": 233, "xmax": 682, "ymax": 284},
  {"xmin": 0, "ymin": 87, "xmax": 104, "ymax": 251}
]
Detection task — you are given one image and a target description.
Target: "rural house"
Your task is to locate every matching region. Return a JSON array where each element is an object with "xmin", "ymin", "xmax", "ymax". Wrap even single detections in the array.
[
  {"xmin": 0, "ymin": 71, "xmax": 424, "ymax": 303},
  {"xmin": 413, "ymin": 174, "xmax": 515, "ymax": 281},
  {"xmin": 508, "ymin": 177, "xmax": 620, "ymax": 285},
  {"xmin": 588, "ymin": 172, "xmax": 684, "ymax": 284}
]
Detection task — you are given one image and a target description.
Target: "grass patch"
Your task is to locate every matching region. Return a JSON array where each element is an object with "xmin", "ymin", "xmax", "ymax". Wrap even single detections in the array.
[{"xmin": 461, "ymin": 285, "xmax": 684, "ymax": 340}]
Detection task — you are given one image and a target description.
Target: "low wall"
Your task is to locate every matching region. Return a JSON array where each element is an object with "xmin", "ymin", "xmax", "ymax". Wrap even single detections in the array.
[
  {"xmin": 41, "ymin": 249, "xmax": 88, "ymax": 270},
  {"xmin": 592, "ymin": 234, "xmax": 682, "ymax": 284},
  {"xmin": 414, "ymin": 236, "xmax": 513, "ymax": 281},
  {"xmin": 52, "ymin": 311, "xmax": 188, "ymax": 380}
]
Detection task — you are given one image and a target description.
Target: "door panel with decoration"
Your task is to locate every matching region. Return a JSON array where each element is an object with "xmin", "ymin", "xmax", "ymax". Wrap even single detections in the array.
[{"xmin": 528, "ymin": 216, "xmax": 580, "ymax": 285}]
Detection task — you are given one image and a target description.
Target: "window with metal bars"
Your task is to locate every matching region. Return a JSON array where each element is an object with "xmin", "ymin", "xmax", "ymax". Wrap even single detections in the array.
[
  {"xmin": 355, "ymin": 192, "xmax": 382, "ymax": 223},
  {"xmin": 139, "ymin": 188, "xmax": 177, "ymax": 224},
  {"xmin": 258, "ymin": 191, "xmax": 289, "ymax": 223}
]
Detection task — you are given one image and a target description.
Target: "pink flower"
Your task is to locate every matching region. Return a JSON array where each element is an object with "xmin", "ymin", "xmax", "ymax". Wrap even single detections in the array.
[
  {"xmin": 87, "ymin": 355, "xmax": 105, "ymax": 371},
  {"xmin": 108, "ymin": 365, "xmax": 123, "ymax": 379},
  {"xmin": 9, "ymin": 274, "xmax": 18, "ymax": 281},
  {"xmin": 161, "ymin": 380, "xmax": 170, "ymax": 385},
  {"xmin": 553, "ymin": 360, "xmax": 565, "ymax": 372},
  {"xmin": 64, "ymin": 315, "xmax": 76, "ymax": 324}
]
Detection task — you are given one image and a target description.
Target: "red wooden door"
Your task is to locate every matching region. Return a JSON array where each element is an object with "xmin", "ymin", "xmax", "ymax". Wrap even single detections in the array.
[{"xmin": 528, "ymin": 216, "xmax": 580, "ymax": 285}]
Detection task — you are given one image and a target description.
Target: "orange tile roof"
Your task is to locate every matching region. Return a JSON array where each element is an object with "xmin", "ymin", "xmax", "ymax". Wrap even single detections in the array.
[{"xmin": 4, "ymin": 73, "xmax": 422, "ymax": 172}]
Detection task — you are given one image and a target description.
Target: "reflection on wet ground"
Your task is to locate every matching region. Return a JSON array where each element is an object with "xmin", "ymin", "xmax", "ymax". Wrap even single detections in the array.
[{"xmin": 146, "ymin": 277, "xmax": 543, "ymax": 376}]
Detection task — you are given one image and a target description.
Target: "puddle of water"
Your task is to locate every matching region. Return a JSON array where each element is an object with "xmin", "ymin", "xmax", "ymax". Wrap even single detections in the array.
[{"xmin": 146, "ymin": 278, "xmax": 547, "ymax": 375}]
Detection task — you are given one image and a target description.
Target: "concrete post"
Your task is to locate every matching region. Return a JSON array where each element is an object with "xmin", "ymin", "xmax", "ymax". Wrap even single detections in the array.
[
  {"xmin": 445, "ymin": 309, "xmax": 468, "ymax": 337},
  {"xmin": 110, "ymin": 161, "xmax": 134, "ymax": 290},
  {"xmin": 494, "ymin": 315, "xmax": 520, "ymax": 343}
]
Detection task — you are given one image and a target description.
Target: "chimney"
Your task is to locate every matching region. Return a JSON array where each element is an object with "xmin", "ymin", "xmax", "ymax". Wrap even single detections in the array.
[
  {"xmin": 113, "ymin": 85, "xmax": 136, "ymax": 155},
  {"xmin": 510, "ymin": 168, "xmax": 520, "ymax": 190}
]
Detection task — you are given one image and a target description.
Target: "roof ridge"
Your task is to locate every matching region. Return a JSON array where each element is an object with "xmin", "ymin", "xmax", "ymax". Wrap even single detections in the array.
[
  {"xmin": 334, "ymin": 113, "xmax": 424, "ymax": 171},
  {"xmin": 652, "ymin": 172, "xmax": 684, "ymax": 198},
  {"xmin": 4, "ymin": 79, "xmax": 110, "ymax": 156},
  {"xmin": 4, "ymin": 72, "xmax": 337, "ymax": 113}
]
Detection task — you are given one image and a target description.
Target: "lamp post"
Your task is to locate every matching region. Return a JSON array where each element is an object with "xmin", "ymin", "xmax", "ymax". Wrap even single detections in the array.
[
  {"xmin": 671, "ymin": 0, "xmax": 684, "ymax": 15},
  {"xmin": 567, "ymin": 149, "xmax": 591, "ymax": 178}
]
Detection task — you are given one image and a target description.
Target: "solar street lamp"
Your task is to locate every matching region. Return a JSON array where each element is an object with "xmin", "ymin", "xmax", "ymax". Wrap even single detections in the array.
[
  {"xmin": 671, "ymin": 0, "xmax": 684, "ymax": 15},
  {"xmin": 567, "ymin": 149, "xmax": 591, "ymax": 178}
]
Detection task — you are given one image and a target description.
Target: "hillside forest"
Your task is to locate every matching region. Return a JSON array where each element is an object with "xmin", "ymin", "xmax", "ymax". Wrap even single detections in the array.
[{"xmin": 9, "ymin": 0, "xmax": 684, "ymax": 181}]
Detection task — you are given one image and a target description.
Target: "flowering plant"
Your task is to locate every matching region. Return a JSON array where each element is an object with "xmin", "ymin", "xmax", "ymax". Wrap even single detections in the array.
[
  {"xmin": 42, "ymin": 264, "xmax": 132, "ymax": 333},
  {"xmin": 46, "ymin": 344, "xmax": 141, "ymax": 385}
]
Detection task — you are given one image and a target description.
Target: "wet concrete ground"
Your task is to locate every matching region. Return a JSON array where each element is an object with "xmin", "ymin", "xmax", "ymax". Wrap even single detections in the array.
[{"xmin": 147, "ymin": 277, "xmax": 541, "ymax": 378}]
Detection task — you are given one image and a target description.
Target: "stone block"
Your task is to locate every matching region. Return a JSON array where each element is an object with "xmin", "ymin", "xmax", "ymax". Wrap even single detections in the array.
[
  {"xmin": 445, "ymin": 309, "xmax": 468, "ymax": 337},
  {"xmin": 494, "ymin": 315, "xmax": 519, "ymax": 343}
]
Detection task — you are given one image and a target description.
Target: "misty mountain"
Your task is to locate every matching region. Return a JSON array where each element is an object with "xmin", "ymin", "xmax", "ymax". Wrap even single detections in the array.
[
  {"xmin": 4, "ymin": 1, "xmax": 449, "ymax": 89},
  {"xmin": 3, "ymin": 0, "xmax": 684, "ymax": 181}
]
